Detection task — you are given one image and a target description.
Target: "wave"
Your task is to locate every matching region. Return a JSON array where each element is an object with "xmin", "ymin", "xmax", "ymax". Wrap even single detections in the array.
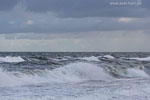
[
  {"xmin": 0, "ymin": 62, "xmax": 112, "ymax": 87},
  {"xmin": 127, "ymin": 56, "xmax": 150, "ymax": 61},
  {"xmin": 103, "ymin": 55, "xmax": 115, "ymax": 59},
  {"xmin": 0, "ymin": 61, "xmax": 149, "ymax": 87},
  {"xmin": 109, "ymin": 66, "xmax": 149, "ymax": 78},
  {"xmin": 125, "ymin": 68, "xmax": 149, "ymax": 78},
  {"xmin": 0, "ymin": 56, "xmax": 25, "ymax": 63},
  {"xmin": 79, "ymin": 56, "xmax": 100, "ymax": 61},
  {"xmin": 0, "ymin": 68, "xmax": 48, "ymax": 87}
]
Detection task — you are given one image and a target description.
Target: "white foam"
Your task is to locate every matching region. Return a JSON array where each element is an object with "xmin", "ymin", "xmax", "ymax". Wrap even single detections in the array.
[
  {"xmin": 0, "ymin": 69, "xmax": 21, "ymax": 87},
  {"xmin": 2, "ymin": 79, "xmax": 150, "ymax": 100},
  {"xmin": 0, "ymin": 62, "xmax": 112, "ymax": 87},
  {"xmin": 45, "ymin": 62, "xmax": 112, "ymax": 82},
  {"xmin": 0, "ymin": 68, "xmax": 48, "ymax": 87},
  {"xmin": 128, "ymin": 56, "xmax": 150, "ymax": 61},
  {"xmin": 123, "ymin": 68, "xmax": 149, "ymax": 78},
  {"xmin": 79, "ymin": 56, "xmax": 100, "ymax": 61},
  {"xmin": 0, "ymin": 56, "xmax": 25, "ymax": 63},
  {"xmin": 103, "ymin": 55, "xmax": 114, "ymax": 59}
]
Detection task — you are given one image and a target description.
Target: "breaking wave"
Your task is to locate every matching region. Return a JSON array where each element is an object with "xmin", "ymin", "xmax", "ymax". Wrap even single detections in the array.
[
  {"xmin": 0, "ymin": 61, "xmax": 149, "ymax": 87},
  {"xmin": 103, "ymin": 55, "xmax": 115, "ymax": 59},
  {"xmin": 125, "ymin": 68, "xmax": 149, "ymax": 78},
  {"xmin": 0, "ymin": 56, "xmax": 25, "ymax": 63},
  {"xmin": 128, "ymin": 56, "xmax": 150, "ymax": 61},
  {"xmin": 0, "ymin": 62, "xmax": 112, "ymax": 87},
  {"xmin": 79, "ymin": 56, "xmax": 100, "ymax": 61},
  {"xmin": 78, "ymin": 55, "xmax": 116, "ymax": 61},
  {"xmin": 109, "ymin": 66, "xmax": 149, "ymax": 78}
]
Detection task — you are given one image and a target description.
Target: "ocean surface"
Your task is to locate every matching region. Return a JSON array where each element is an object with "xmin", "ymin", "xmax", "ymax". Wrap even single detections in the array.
[{"xmin": 0, "ymin": 52, "xmax": 150, "ymax": 100}]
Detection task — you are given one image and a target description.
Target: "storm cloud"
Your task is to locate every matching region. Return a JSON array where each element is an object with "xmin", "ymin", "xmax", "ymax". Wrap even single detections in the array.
[
  {"xmin": 0, "ymin": 0, "xmax": 150, "ymax": 34},
  {"xmin": 0, "ymin": 0, "xmax": 150, "ymax": 17},
  {"xmin": 22, "ymin": 0, "xmax": 148, "ymax": 18}
]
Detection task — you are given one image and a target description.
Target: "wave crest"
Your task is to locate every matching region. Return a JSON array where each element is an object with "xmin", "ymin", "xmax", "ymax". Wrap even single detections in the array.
[
  {"xmin": 0, "ymin": 56, "xmax": 25, "ymax": 63},
  {"xmin": 128, "ymin": 56, "xmax": 150, "ymax": 61}
]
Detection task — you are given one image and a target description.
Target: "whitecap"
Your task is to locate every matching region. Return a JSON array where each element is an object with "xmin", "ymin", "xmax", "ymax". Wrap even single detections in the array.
[
  {"xmin": 0, "ymin": 56, "xmax": 25, "ymax": 63},
  {"xmin": 79, "ymin": 56, "xmax": 100, "ymax": 61},
  {"xmin": 103, "ymin": 55, "xmax": 115, "ymax": 59}
]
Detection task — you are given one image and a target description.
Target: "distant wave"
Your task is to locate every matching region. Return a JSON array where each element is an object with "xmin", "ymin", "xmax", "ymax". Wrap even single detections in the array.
[
  {"xmin": 78, "ymin": 55, "xmax": 115, "ymax": 62},
  {"xmin": 0, "ymin": 56, "xmax": 25, "ymax": 63},
  {"xmin": 79, "ymin": 56, "xmax": 100, "ymax": 61},
  {"xmin": 0, "ymin": 55, "xmax": 116, "ymax": 64},
  {"xmin": 127, "ymin": 56, "xmax": 150, "ymax": 61},
  {"xmin": 102, "ymin": 55, "xmax": 115, "ymax": 59}
]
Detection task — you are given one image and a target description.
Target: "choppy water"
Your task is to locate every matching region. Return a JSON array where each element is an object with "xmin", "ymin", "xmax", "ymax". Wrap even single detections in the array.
[{"xmin": 0, "ymin": 52, "xmax": 150, "ymax": 100}]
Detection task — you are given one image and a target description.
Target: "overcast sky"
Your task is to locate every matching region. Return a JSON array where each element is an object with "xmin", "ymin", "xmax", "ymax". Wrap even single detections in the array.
[{"xmin": 0, "ymin": 0, "xmax": 150, "ymax": 52}]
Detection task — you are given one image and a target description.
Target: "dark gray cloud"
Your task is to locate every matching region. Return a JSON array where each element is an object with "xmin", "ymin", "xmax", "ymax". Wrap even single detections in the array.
[
  {"xmin": 24, "ymin": 0, "xmax": 150, "ymax": 18},
  {"xmin": 0, "ymin": 0, "xmax": 19, "ymax": 11},
  {"xmin": 0, "ymin": 14, "xmax": 150, "ymax": 34},
  {"xmin": 0, "ymin": 0, "xmax": 149, "ymax": 18},
  {"xmin": 142, "ymin": 0, "xmax": 150, "ymax": 9},
  {"xmin": 0, "ymin": 0, "xmax": 150, "ymax": 34}
]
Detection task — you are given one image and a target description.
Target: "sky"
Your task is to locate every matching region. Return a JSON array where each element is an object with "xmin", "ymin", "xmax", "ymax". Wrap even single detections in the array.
[{"xmin": 0, "ymin": 0, "xmax": 150, "ymax": 52}]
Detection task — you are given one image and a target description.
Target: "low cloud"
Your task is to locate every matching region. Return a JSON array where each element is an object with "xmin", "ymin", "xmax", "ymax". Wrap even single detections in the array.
[{"xmin": 1, "ymin": 31, "xmax": 150, "ymax": 52}]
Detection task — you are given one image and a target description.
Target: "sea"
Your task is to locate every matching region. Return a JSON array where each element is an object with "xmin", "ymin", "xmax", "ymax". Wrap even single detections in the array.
[{"xmin": 0, "ymin": 52, "xmax": 150, "ymax": 100}]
